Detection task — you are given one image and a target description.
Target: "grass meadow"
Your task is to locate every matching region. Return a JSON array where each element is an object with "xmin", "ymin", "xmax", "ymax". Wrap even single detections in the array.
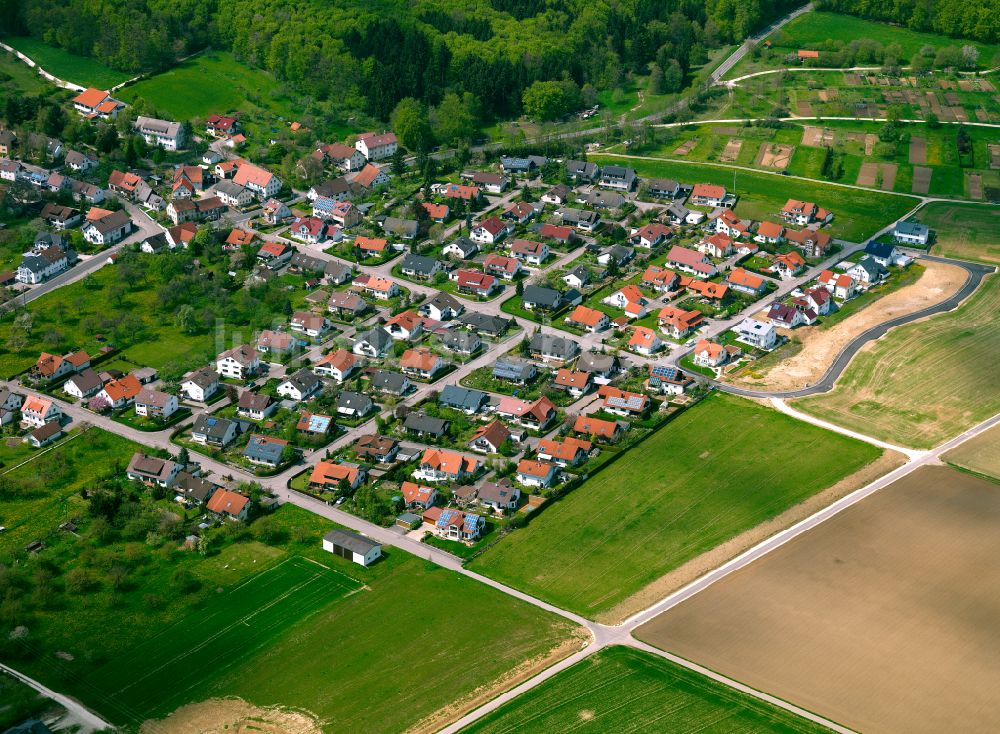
[
  {"xmin": 592, "ymin": 153, "xmax": 918, "ymax": 242},
  {"xmin": 470, "ymin": 392, "xmax": 882, "ymax": 618},
  {"xmin": 3, "ymin": 37, "xmax": 131, "ymax": 88},
  {"xmin": 918, "ymin": 202, "xmax": 1000, "ymax": 264},
  {"xmin": 795, "ymin": 274, "xmax": 1000, "ymax": 448},
  {"xmin": 461, "ymin": 646, "xmax": 831, "ymax": 734}
]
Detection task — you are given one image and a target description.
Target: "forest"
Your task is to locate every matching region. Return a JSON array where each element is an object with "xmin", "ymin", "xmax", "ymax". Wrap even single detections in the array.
[
  {"xmin": 3, "ymin": 0, "xmax": 802, "ymax": 122},
  {"xmin": 816, "ymin": 0, "xmax": 1000, "ymax": 44}
]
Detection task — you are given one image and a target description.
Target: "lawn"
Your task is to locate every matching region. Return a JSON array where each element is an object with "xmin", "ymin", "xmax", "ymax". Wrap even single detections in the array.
[
  {"xmin": 591, "ymin": 153, "xmax": 918, "ymax": 242},
  {"xmin": 0, "ymin": 428, "xmax": 138, "ymax": 557},
  {"xmin": 470, "ymin": 392, "xmax": 882, "ymax": 618},
  {"xmin": 0, "ymin": 49, "xmax": 55, "ymax": 96},
  {"xmin": 461, "ymin": 646, "xmax": 831, "ymax": 734},
  {"xmin": 795, "ymin": 274, "xmax": 1000, "ymax": 449},
  {"xmin": 773, "ymin": 11, "xmax": 1000, "ymax": 62},
  {"xmin": 944, "ymin": 423, "xmax": 1000, "ymax": 482},
  {"xmin": 917, "ymin": 201, "xmax": 1000, "ymax": 265},
  {"xmin": 117, "ymin": 51, "xmax": 302, "ymax": 122},
  {"xmin": 2, "ymin": 36, "xmax": 132, "ymax": 88}
]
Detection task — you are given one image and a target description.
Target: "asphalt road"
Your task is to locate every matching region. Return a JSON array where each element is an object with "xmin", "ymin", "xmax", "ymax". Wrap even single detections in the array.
[{"xmin": 716, "ymin": 255, "xmax": 996, "ymax": 399}]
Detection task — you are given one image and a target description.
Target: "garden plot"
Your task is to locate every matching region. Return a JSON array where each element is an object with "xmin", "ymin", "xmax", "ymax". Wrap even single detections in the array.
[
  {"xmin": 968, "ymin": 173, "xmax": 984, "ymax": 199},
  {"xmin": 672, "ymin": 139, "xmax": 697, "ymax": 155},
  {"xmin": 718, "ymin": 138, "xmax": 743, "ymax": 162},
  {"xmin": 988, "ymin": 143, "xmax": 1000, "ymax": 169},
  {"xmin": 857, "ymin": 161, "xmax": 896, "ymax": 190},
  {"xmin": 912, "ymin": 165, "xmax": 932, "ymax": 194},
  {"xmin": 756, "ymin": 142, "xmax": 795, "ymax": 169},
  {"xmin": 800, "ymin": 125, "xmax": 834, "ymax": 147},
  {"xmin": 908, "ymin": 136, "xmax": 927, "ymax": 164}
]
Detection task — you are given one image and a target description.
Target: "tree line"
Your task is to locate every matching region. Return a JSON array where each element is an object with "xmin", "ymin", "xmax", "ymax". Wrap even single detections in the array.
[
  {"xmin": 5, "ymin": 0, "xmax": 804, "ymax": 125},
  {"xmin": 815, "ymin": 0, "xmax": 1000, "ymax": 44}
]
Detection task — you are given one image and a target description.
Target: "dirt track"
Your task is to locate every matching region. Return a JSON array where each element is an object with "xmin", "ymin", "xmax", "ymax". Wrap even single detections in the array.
[
  {"xmin": 727, "ymin": 261, "xmax": 966, "ymax": 392},
  {"xmin": 637, "ymin": 466, "xmax": 1000, "ymax": 734}
]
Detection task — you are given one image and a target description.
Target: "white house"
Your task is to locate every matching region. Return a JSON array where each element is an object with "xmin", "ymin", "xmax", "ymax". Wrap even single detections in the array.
[
  {"xmin": 134, "ymin": 388, "xmax": 179, "ymax": 419},
  {"xmin": 216, "ymin": 345, "xmax": 260, "ymax": 380},
  {"xmin": 21, "ymin": 395, "xmax": 62, "ymax": 428},
  {"xmin": 233, "ymin": 162, "xmax": 282, "ymax": 199},
  {"xmin": 893, "ymin": 221, "xmax": 930, "ymax": 246},
  {"xmin": 322, "ymin": 529, "xmax": 382, "ymax": 566},
  {"xmin": 135, "ymin": 116, "xmax": 185, "ymax": 150},
  {"xmin": 355, "ymin": 132, "xmax": 398, "ymax": 161},
  {"xmin": 276, "ymin": 369, "xmax": 322, "ymax": 401},
  {"xmin": 181, "ymin": 368, "xmax": 220, "ymax": 402},
  {"xmin": 733, "ymin": 318, "xmax": 777, "ymax": 350},
  {"xmin": 82, "ymin": 210, "xmax": 131, "ymax": 246}
]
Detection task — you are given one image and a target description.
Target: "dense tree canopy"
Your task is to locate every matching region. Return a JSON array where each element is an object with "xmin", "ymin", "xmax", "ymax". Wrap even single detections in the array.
[
  {"xmin": 6, "ymin": 0, "xmax": 809, "ymax": 123},
  {"xmin": 816, "ymin": 0, "xmax": 1000, "ymax": 43}
]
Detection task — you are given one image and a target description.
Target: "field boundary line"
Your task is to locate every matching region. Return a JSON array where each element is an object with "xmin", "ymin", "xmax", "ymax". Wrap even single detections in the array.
[
  {"xmin": 768, "ymin": 398, "xmax": 924, "ymax": 457},
  {"xmin": 1, "ymin": 429, "xmax": 84, "ymax": 475}
]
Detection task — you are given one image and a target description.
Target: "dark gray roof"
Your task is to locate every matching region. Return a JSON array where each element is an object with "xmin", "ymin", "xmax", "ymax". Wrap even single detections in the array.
[
  {"xmin": 427, "ymin": 291, "xmax": 462, "ymax": 314},
  {"xmin": 459, "ymin": 312, "xmax": 510, "ymax": 335},
  {"xmin": 440, "ymin": 384, "xmax": 486, "ymax": 411},
  {"xmin": 337, "ymin": 391, "xmax": 373, "ymax": 413},
  {"xmin": 531, "ymin": 333, "xmax": 579, "ymax": 359},
  {"xmin": 312, "ymin": 178, "xmax": 349, "ymax": 197},
  {"xmin": 175, "ymin": 471, "xmax": 219, "ymax": 502},
  {"xmin": 282, "ymin": 368, "xmax": 321, "ymax": 394},
  {"xmin": 441, "ymin": 330, "xmax": 480, "ymax": 352},
  {"xmin": 493, "ymin": 357, "xmax": 536, "ymax": 381},
  {"xmin": 864, "ymin": 241, "xmax": 897, "ymax": 258},
  {"xmin": 404, "ymin": 412, "xmax": 449, "ymax": 435},
  {"xmin": 244, "ymin": 434, "xmax": 286, "ymax": 463},
  {"xmin": 578, "ymin": 351, "xmax": 617, "ymax": 374},
  {"xmin": 853, "ymin": 255, "xmax": 888, "ymax": 278},
  {"xmin": 290, "ymin": 251, "xmax": 327, "ymax": 273},
  {"xmin": 192, "ymin": 414, "xmax": 237, "ymax": 439},
  {"xmin": 446, "ymin": 236, "xmax": 478, "ymax": 257},
  {"xmin": 566, "ymin": 265, "xmax": 591, "ymax": 284},
  {"xmin": 566, "ymin": 160, "xmax": 599, "ymax": 178},
  {"xmin": 355, "ymin": 328, "xmax": 393, "ymax": 351},
  {"xmin": 383, "ymin": 216, "xmax": 418, "ymax": 237},
  {"xmin": 324, "ymin": 528, "xmax": 380, "ymax": 554},
  {"xmin": 142, "ymin": 232, "xmax": 169, "ymax": 252},
  {"xmin": 184, "ymin": 367, "xmax": 218, "ymax": 389},
  {"xmin": 522, "ymin": 285, "xmax": 562, "ymax": 308},
  {"xmin": 401, "ymin": 253, "xmax": 440, "ymax": 275},
  {"xmin": 371, "ymin": 369, "xmax": 409, "ymax": 394},
  {"xmin": 68, "ymin": 368, "xmax": 103, "ymax": 393}
]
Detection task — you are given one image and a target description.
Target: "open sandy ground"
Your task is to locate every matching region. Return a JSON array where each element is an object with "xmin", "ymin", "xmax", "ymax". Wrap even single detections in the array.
[
  {"xmin": 726, "ymin": 260, "xmax": 966, "ymax": 392},
  {"xmin": 636, "ymin": 466, "xmax": 1000, "ymax": 734},
  {"xmin": 595, "ymin": 448, "xmax": 905, "ymax": 624},
  {"xmin": 142, "ymin": 699, "xmax": 323, "ymax": 734}
]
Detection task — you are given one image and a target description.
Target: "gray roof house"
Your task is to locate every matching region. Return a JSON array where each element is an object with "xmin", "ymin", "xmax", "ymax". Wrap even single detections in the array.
[
  {"xmin": 277, "ymin": 368, "xmax": 322, "ymax": 401},
  {"xmin": 578, "ymin": 351, "xmax": 619, "ymax": 378},
  {"xmin": 440, "ymin": 385, "xmax": 487, "ymax": 413},
  {"xmin": 336, "ymin": 391, "xmax": 374, "ymax": 417},
  {"xmin": 353, "ymin": 328, "xmax": 393, "ymax": 358},
  {"xmin": 383, "ymin": 216, "xmax": 419, "ymax": 240},
  {"xmin": 566, "ymin": 160, "xmax": 600, "ymax": 182},
  {"xmin": 522, "ymin": 285, "xmax": 563, "ymax": 311},
  {"xmin": 191, "ymin": 415, "xmax": 239, "ymax": 446},
  {"xmin": 531, "ymin": 333, "xmax": 580, "ymax": 362},
  {"xmin": 599, "ymin": 165, "xmax": 637, "ymax": 191},
  {"xmin": 421, "ymin": 292, "xmax": 463, "ymax": 321},
  {"xmin": 324, "ymin": 260, "xmax": 354, "ymax": 284},
  {"xmin": 400, "ymin": 253, "xmax": 442, "ymax": 279},
  {"xmin": 440, "ymin": 329, "xmax": 482, "ymax": 354},
  {"xmin": 371, "ymin": 369, "xmax": 411, "ymax": 395},
  {"xmin": 244, "ymin": 434, "xmax": 288, "ymax": 467},
  {"xmin": 403, "ymin": 412, "xmax": 450, "ymax": 438},
  {"xmin": 459, "ymin": 312, "xmax": 511, "ymax": 336},
  {"xmin": 493, "ymin": 356, "xmax": 537, "ymax": 383},
  {"xmin": 442, "ymin": 236, "xmax": 479, "ymax": 259}
]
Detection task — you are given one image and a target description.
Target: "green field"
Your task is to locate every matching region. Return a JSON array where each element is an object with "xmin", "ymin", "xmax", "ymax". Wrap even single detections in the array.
[
  {"xmin": 795, "ymin": 274, "xmax": 1000, "ymax": 449},
  {"xmin": 917, "ymin": 202, "xmax": 1000, "ymax": 264},
  {"xmin": 0, "ymin": 49, "xmax": 55, "ymax": 96},
  {"xmin": 470, "ymin": 392, "xmax": 882, "ymax": 618},
  {"xmin": 774, "ymin": 11, "xmax": 1000, "ymax": 61},
  {"xmin": 3, "ymin": 36, "xmax": 131, "ymax": 88},
  {"xmin": 118, "ymin": 51, "xmax": 304, "ymax": 122},
  {"xmin": 592, "ymin": 153, "xmax": 917, "ymax": 242},
  {"xmin": 462, "ymin": 646, "xmax": 830, "ymax": 734}
]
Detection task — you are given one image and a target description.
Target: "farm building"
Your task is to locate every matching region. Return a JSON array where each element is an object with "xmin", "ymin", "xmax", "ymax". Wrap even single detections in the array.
[{"xmin": 322, "ymin": 529, "xmax": 382, "ymax": 566}]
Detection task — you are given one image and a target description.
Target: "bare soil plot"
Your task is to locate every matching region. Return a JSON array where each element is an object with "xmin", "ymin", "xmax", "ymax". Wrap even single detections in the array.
[
  {"xmin": 908, "ymin": 136, "xmax": 926, "ymax": 164},
  {"xmin": 856, "ymin": 161, "xmax": 879, "ymax": 186},
  {"xmin": 939, "ymin": 78, "xmax": 956, "ymax": 89},
  {"xmin": 800, "ymin": 125, "xmax": 833, "ymax": 147},
  {"xmin": 968, "ymin": 173, "xmax": 984, "ymax": 199},
  {"xmin": 945, "ymin": 91, "xmax": 961, "ymax": 105},
  {"xmin": 980, "ymin": 79, "xmax": 995, "ymax": 92},
  {"xmin": 712, "ymin": 126, "xmax": 739, "ymax": 135},
  {"xmin": 878, "ymin": 162, "xmax": 897, "ymax": 190},
  {"xmin": 944, "ymin": 423, "xmax": 1000, "ymax": 480},
  {"xmin": 672, "ymin": 139, "xmax": 697, "ymax": 155},
  {"xmin": 951, "ymin": 105, "xmax": 968, "ymax": 122},
  {"xmin": 989, "ymin": 143, "xmax": 1000, "ymax": 169},
  {"xmin": 843, "ymin": 73, "xmax": 861, "ymax": 86},
  {"xmin": 719, "ymin": 138, "xmax": 743, "ymax": 162},
  {"xmin": 795, "ymin": 99, "xmax": 814, "ymax": 116},
  {"xmin": 637, "ymin": 466, "xmax": 1000, "ymax": 734},
  {"xmin": 756, "ymin": 142, "xmax": 795, "ymax": 169},
  {"xmin": 727, "ymin": 260, "xmax": 966, "ymax": 392},
  {"xmin": 912, "ymin": 165, "xmax": 932, "ymax": 193},
  {"xmin": 975, "ymin": 107, "xmax": 991, "ymax": 122},
  {"xmin": 958, "ymin": 79, "xmax": 975, "ymax": 91},
  {"xmin": 817, "ymin": 88, "xmax": 838, "ymax": 101}
]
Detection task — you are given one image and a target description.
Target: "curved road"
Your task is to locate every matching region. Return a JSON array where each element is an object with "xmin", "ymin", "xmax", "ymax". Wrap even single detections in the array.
[{"xmin": 716, "ymin": 254, "xmax": 996, "ymax": 399}]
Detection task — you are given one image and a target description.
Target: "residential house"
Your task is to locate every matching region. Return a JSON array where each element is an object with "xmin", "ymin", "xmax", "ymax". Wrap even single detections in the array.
[
  {"xmin": 495, "ymin": 396, "xmax": 556, "ymax": 429},
  {"xmin": 780, "ymin": 199, "xmax": 832, "ymax": 226},
  {"xmin": 646, "ymin": 364, "xmax": 695, "ymax": 395},
  {"xmin": 628, "ymin": 326, "xmax": 663, "ymax": 355},
  {"xmin": 510, "ymin": 239, "xmax": 549, "ymax": 266},
  {"xmin": 566, "ymin": 305, "xmax": 610, "ymax": 333},
  {"xmin": 421, "ymin": 292, "xmax": 463, "ymax": 321},
  {"xmin": 460, "ymin": 312, "xmax": 511, "ymax": 336},
  {"xmin": 734, "ymin": 318, "xmax": 778, "ymax": 349},
  {"xmin": 256, "ymin": 241, "xmax": 293, "ymax": 268},
  {"xmin": 664, "ymin": 202, "xmax": 704, "ymax": 225},
  {"xmin": 440, "ymin": 183, "xmax": 481, "ymax": 202},
  {"xmin": 726, "ymin": 267, "xmax": 768, "ymax": 295},
  {"xmin": 454, "ymin": 269, "xmax": 498, "ymax": 298},
  {"xmin": 599, "ymin": 385, "xmax": 649, "ymax": 417},
  {"xmin": 383, "ymin": 216, "xmax": 419, "ymax": 241},
  {"xmin": 350, "ymin": 163, "xmax": 389, "ymax": 192},
  {"xmin": 847, "ymin": 255, "xmax": 889, "ymax": 285},
  {"xmin": 277, "ymin": 368, "xmax": 322, "ymax": 401},
  {"xmin": 325, "ymin": 260, "xmax": 354, "ymax": 285},
  {"xmin": 17, "ymin": 242, "xmax": 76, "ymax": 284},
  {"xmin": 468, "ymin": 420, "xmax": 510, "ymax": 454},
  {"xmin": 404, "ymin": 413, "xmax": 450, "ymax": 439},
  {"xmin": 442, "ymin": 237, "xmax": 479, "ymax": 260},
  {"xmin": 562, "ymin": 265, "xmax": 591, "ymax": 290},
  {"xmin": 465, "ymin": 170, "xmax": 508, "ymax": 194},
  {"xmin": 768, "ymin": 302, "xmax": 814, "ymax": 328},
  {"xmin": 262, "ymin": 199, "xmax": 292, "ymax": 225},
  {"xmin": 400, "ymin": 253, "xmax": 442, "ymax": 280},
  {"xmin": 315, "ymin": 142, "xmax": 366, "ymax": 171},
  {"xmin": 712, "ymin": 210, "xmax": 750, "ymax": 239},
  {"xmin": 72, "ymin": 87, "xmax": 123, "ymax": 118},
  {"xmin": 237, "ymin": 391, "xmax": 276, "ymax": 421},
  {"xmin": 313, "ymin": 349, "xmax": 359, "ymax": 382},
  {"xmin": 785, "ymin": 228, "xmax": 832, "ymax": 258},
  {"xmin": 893, "ymin": 221, "xmax": 930, "ymax": 246},
  {"xmin": 355, "ymin": 434, "xmax": 399, "ymax": 463},
  {"xmin": 538, "ymin": 223, "xmax": 575, "ymax": 245},
  {"xmin": 422, "ymin": 202, "xmax": 450, "ymax": 223},
  {"xmin": 648, "ymin": 178, "xmax": 682, "ymax": 199},
  {"xmin": 503, "ymin": 201, "xmax": 536, "ymax": 225},
  {"xmin": 135, "ymin": 116, "xmax": 184, "ymax": 150},
  {"xmin": 399, "ymin": 348, "xmax": 445, "ymax": 379},
  {"xmin": 573, "ymin": 415, "xmax": 625, "ymax": 441},
  {"xmin": 566, "ymin": 160, "xmax": 600, "ymax": 182},
  {"xmin": 353, "ymin": 328, "xmax": 393, "ymax": 358},
  {"xmin": 206, "ymin": 489, "xmax": 251, "ymax": 520},
  {"xmin": 599, "ymin": 165, "xmax": 637, "ymax": 191},
  {"xmin": 180, "ymin": 368, "xmax": 219, "ymax": 402},
  {"xmin": 578, "ymin": 352, "xmax": 619, "ymax": 383},
  {"xmin": 328, "ymin": 291, "xmax": 369, "ymax": 319},
  {"xmin": 641, "ymin": 265, "xmax": 679, "ymax": 293},
  {"xmin": 693, "ymin": 339, "xmax": 733, "ymax": 368},
  {"xmin": 537, "ymin": 436, "xmax": 591, "ymax": 467},
  {"xmin": 541, "ymin": 184, "xmax": 570, "ymax": 205},
  {"xmin": 795, "ymin": 286, "xmax": 833, "ymax": 316},
  {"xmin": 817, "ymin": 270, "xmax": 857, "ymax": 300},
  {"xmin": 516, "ymin": 459, "xmax": 559, "ymax": 488},
  {"xmin": 126, "ymin": 453, "xmax": 181, "ymax": 487},
  {"xmin": 699, "ymin": 232, "xmax": 735, "ymax": 259},
  {"xmin": 383, "ymin": 310, "xmax": 424, "ymax": 341},
  {"xmin": 134, "ymin": 388, "xmax": 178, "ymax": 419},
  {"xmin": 98, "ymin": 374, "xmax": 142, "ymax": 409},
  {"xmin": 233, "ymin": 162, "xmax": 282, "ymax": 199},
  {"xmin": 440, "ymin": 330, "xmax": 482, "ymax": 355},
  {"xmin": 355, "ymin": 131, "xmax": 398, "ymax": 160},
  {"xmin": 288, "ymin": 217, "xmax": 332, "ymax": 245},
  {"xmin": 657, "ymin": 305, "xmax": 704, "ymax": 339},
  {"xmin": 214, "ymin": 180, "xmax": 254, "ymax": 208},
  {"xmin": 755, "ymin": 221, "xmax": 785, "ymax": 244},
  {"xmin": 400, "ymin": 481, "xmax": 438, "ymax": 510},
  {"xmin": 470, "ymin": 216, "xmax": 508, "ymax": 246},
  {"xmin": 602, "ymin": 284, "xmax": 648, "ymax": 319},
  {"xmin": 597, "ymin": 245, "xmax": 635, "ymax": 269},
  {"xmin": 40, "ymin": 203, "xmax": 80, "ymax": 230},
  {"xmin": 206, "ymin": 114, "xmax": 239, "ymax": 137},
  {"xmin": 336, "ymin": 391, "xmax": 374, "ymax": 418},
  {"xmin": 166, "ymin": 197, "xmax": 225, "ymax": 226},
  {"xmin": 770, "ymin": 251, "xmax": 806, "ymax": 279},
  {"xmin": 688, "ymin": 183, "xmax": 731, "ymax": 208},
  {"xmin": 216, "ymin": 345, "xmax": 260, "ymax": 380},
  {"xmin": 430, "ymin": 508, "xmax": 485, "ymax": 541},
  {"xmin": 556, "ymin": 207, "xmax": 600, "ymax": 232},
  {"xmin": 630, "ymin": 223, "xmax": 673, "ymax": 249},
  {"xmin": 290, "ymin": 311, "xmax": 330, "ymax": 338},
  {"xmin": 521, "ymin": 285, "xmax": 563, "ymax": 311},
  {"xmin": 415, "ymin": 448, "xmax": 480, "ymax": 483},
  {"xmin": 492, "ymin": 356, "xmax": 537, "ymax": 384},
  {"xmin": 244, "ymin": 434, "xmax": 289, "ymax": 468},
  {"xmin": 82, "ymin": 209, "xmax": 131, "ymax": 246},
  {"xmin": 477, "ymin": 480, "xmax": 521, "ymax": 512},
  {"xmin": 864, "ymin": 241, "xmax": 906, "ymax": 267},
  {"xmin": 530, "ymin": 333, "xmax": 580, "ymax": 363},
  {"xmin": 21, "ymin": 395, "xmax": 61, "ymax": 428},
  {"xmin": 64, "ymin": 368, "xmax": 103, "ymax": 399},
  {"xmin": 440, "ymin": 385, "xmax": 487, "ymax": 414},
  {"xmin": 666, "ymin": 245, "xmax": 717, "ymax": 278},
  {"xmin": 552, "ymin": 368, "xmax": 592, "ymax": 397}
]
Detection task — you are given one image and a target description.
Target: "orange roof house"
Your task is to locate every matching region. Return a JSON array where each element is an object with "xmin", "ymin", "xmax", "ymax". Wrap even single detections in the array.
[
  {"xmin": 310, "ymin": 460, "xmax": 363, "ymax": 489},
  {"xmin": 226, "ymin": 229, "xmax": 256, "ymax": 247},
  {"xmin": 355, "ymin": 236, "xmax": 387, "ymax": 253}
]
